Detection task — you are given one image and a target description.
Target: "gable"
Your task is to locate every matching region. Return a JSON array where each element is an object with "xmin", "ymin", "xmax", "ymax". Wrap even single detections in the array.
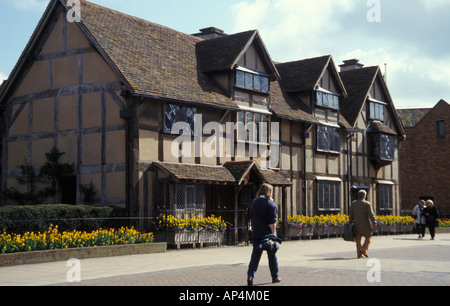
[{"xmin": 236, "ymin": 42, "xmax": 268, "ymax": 74}]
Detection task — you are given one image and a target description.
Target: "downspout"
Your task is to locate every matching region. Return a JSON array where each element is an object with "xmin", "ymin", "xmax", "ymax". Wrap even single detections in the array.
[
  {"xmin": 302, "ymin": 123, "xmax": 310, "ymax": 216},
  {"xmin": 345, "ymin": 130, "xmax": 355, "ymax": 215}
]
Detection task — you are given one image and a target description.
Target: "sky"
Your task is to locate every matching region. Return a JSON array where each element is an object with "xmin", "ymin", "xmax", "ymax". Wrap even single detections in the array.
[{"xmin": 0, "ymin": 0, "xmax": 449, "ymax": 109}]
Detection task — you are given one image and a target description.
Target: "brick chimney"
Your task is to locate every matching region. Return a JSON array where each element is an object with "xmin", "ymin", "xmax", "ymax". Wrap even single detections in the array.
[
  {"xmin": 192, "ymin": 27, "xmax": 227, "ymax": 40},
  {"xmin": 339, "ymin": 59, "xmax": 364, "ymax": 72}
]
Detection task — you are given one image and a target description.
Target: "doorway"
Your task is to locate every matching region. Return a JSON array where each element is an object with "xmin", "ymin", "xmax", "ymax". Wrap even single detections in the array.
[{"xmin": 59, "ymin": 176, "xmax": 77, "ymax": 204}]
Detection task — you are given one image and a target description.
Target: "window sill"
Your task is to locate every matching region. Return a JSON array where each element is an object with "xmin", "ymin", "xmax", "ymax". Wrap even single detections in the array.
[
  {"xmin": 316, "ymin": 149, "xmax": 340, "ymax": 155},
  {"xmin": 234, "ymin": 85, "xmax": 270, "ymax": 95}
]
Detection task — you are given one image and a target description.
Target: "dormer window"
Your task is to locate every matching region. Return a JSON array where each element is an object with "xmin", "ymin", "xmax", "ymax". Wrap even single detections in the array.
[
  {"xmin": 236, "ymin": 68, "xmax": 270, "ymax": 93},
  {"xmin": 316, "ymin": 90, "xmax": 339, "ymax": 109},
  {"xmin": 369, "ymin": 99, "xmax": 385, "ymax": 121}
]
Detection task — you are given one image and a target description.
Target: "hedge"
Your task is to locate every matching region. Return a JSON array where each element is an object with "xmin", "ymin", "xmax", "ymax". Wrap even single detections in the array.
[{"xmin": 0, "ymin": 204, "xmax": 127, "ymax": 234}]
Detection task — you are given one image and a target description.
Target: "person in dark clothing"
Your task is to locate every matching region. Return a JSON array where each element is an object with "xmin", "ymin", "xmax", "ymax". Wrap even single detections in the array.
[
  {"xmin": 423, "ymin": 199, "xmax": 440, "ymax": 240},
  {"xmin": 247, "ymin": 183, "xmax": 280, "ymax": 286}
]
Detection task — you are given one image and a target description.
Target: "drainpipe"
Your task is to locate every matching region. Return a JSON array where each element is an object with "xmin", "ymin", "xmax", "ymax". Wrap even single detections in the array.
[{"xmin": 345, "ymin": 130, "xmax": 355, "ymax": 214}]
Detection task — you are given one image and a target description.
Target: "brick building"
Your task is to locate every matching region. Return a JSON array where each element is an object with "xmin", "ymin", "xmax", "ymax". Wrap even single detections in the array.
[{"xmin": 398, "ymin": 99, "xmax": 450, "ymax": 215}]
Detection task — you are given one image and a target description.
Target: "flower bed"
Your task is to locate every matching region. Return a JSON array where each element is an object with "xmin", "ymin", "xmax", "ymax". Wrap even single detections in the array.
[
  {"xmin": 1, "ymin": 225, "xmax": 154, "ymax": 254},
  {"xmin": 283, "ymin": 214, "xmax": 415, "ymax": 239},
  {"xmin": 439, "ymin": 219, "xmax": 450, "ymax": 228},
  {"xmin": 153, "ymin": 215, "xmax": 227, "ymax": 248}
]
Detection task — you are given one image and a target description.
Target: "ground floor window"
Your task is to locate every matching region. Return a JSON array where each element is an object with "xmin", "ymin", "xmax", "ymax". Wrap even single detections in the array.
[
  {"xmin": 316, "ymin": 179, "xmax": 341, "ymax": 211},
  {"xmin": 378, "ymin": 183, "xmax": 393, "ymax": 211},
  {"xmin": 176, "ymin": 183, "xmax": 204, "ymax": 212}
]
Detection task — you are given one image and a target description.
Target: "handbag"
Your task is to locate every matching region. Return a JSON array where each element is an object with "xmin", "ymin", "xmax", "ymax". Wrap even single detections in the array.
[{"xmin": 343, "ymin": 222, "xmax": 355, "ymax": 242}]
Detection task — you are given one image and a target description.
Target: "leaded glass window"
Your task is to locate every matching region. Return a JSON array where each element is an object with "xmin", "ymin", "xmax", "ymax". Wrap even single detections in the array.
[
  {"xmin": 237, "ymin": 111, "xmax": 270, "ymax": 144},
  {"xmin": 317, "ymin": 180, "xmax": 340, "ymax": 211},
  {"xmin": 317, "ymin": 125, "xmax": 340, "ymax": 153},
  {"xmin": 378, "ymin": 184, "xmax": 393, "ymax": 210},
  {"xmin": 164, "ymin": 103, "xmax": 197, "ymax": 134},
  {"xmin": 316, "ymin": 91, "xmax": 339, "ymax": 109},
  {"xmin": 370, "ymin": 102, "xmax": 385, "ymax": 121},
  {"xmin": 176, "ymin": 183, "xmax": 204, "ymax": 211},
  {"xmin": 380, "ymin": 134, "xmax": 394, "ymax": 160},
  {"xmin": 235, "ymin": 70, "xmax": 269, "ymax": 93}
]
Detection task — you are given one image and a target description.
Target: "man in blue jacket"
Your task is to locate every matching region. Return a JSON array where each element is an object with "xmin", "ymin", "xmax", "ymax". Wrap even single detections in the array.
[{"xmin": 247, "ymin": 183, "xmax": 280, "ymax": 286}]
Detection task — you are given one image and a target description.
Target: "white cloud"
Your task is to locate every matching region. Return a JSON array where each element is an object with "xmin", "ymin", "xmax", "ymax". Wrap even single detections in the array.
[
  {"xmin": 10, "ymin": 0, "xmax": 49, "ymax": 11},
  {"xmin": 230, "ymin": 0, "xmax": 450, "ymax": 109},
  {"xmin": 0, "ymin": 72, "xmax": 8, "ymax": 83},
  {"xmin": 419, "ymin": 0, "xmax": 450, "ymax": 11}
]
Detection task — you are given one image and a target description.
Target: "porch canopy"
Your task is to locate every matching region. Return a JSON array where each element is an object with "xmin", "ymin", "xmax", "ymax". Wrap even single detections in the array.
[
  {"xmin": 152, "ymin": 161, "xmax": 292, "ymax": 241},
  {"xmin": 152, "ymin": 161, "xmax": 292, "ymax": 186}
]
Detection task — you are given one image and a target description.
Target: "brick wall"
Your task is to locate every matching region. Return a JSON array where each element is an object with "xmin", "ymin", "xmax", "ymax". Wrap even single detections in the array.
[{"xmin": 399, "ymin": 100, "xmax": 450, "ymax": 216}]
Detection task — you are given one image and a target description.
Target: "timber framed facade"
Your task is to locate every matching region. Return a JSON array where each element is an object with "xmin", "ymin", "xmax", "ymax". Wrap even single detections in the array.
[{"xmin": 0, "ymin": 0, "xmax": 406, "ymax": 241}]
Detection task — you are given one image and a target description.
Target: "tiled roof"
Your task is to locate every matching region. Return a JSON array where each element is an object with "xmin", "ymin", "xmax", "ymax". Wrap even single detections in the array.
[
  {"xmin": 269, "ymin": 80, "xmax": 319, "ymax": 124},
  {"xmin": 196, "ymin": 30, "xmax": 257, "ymax": 73},
  {"xmin": 339, "ymin": 66, "xmax": 379, "ymax": 127},
  {"xmin": 80, "ymin": 1, "xmax": 239, "ymax": 109},
  {"xmin": 222, "ymin": 161, "xmax": 255, "ymax": 184},
  {"xmin": 153, "ymin": 162, "xmax": 237, "ymax": 183},
  {"xmin": 276, "ymin": 55, "xmax": 331, "ymax": 92},
  {"xmin": 397, "ymin": 108, "xmax": 431, "ymax": 128},
  {"xmin": 367, "ymin": 120, "xmax": 397, "ymax": 135},
  {"xmin": 79, "ymin": 1, "xmax": 318, "ymax": 123},
  {"xmin": 153, "ymin": 161, "xmax": 292, "ymax": 186},
  {"xmin": 261, "ymin": 169, "xmax": 292, "ymax": 186}
]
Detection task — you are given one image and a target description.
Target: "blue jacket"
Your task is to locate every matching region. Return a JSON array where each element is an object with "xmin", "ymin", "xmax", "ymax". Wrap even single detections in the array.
[{"xmin": 249, "ymin": 196, "xmax": 278, "ymax": 239}]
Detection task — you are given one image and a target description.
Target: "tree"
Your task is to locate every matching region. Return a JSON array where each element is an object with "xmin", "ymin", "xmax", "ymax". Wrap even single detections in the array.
[
  {"xmin": 39, "ymin": 147, "xmax": 75, "ymax": 196},
  {"xmin": 2, "ymin": 147, "xmax": 75, "ymax": 205}
]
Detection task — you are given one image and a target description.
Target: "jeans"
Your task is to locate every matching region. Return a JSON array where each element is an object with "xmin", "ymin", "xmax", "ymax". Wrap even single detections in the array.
[{"xmin": 247, "ymin": 239, "xmax": 279, "ymax": 280}]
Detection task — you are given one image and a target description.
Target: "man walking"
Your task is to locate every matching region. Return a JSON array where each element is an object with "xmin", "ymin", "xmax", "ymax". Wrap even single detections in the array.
[
  {"xmin": 349, "ymin": 190, "xmax": 376, "ymax": 258},
  {"xmin": 247, "ymin": 183, "xmax": 280, "ymax": 286}
]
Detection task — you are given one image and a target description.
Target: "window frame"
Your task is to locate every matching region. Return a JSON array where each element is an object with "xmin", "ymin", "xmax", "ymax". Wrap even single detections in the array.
[
  {"xmin": 235, "ymin": 68, "xmax": 270, "ymax": 94},
  {"xmin": 316, "ymin": 90, "xmax": 340, "ymax": 110},
  {"xmin": 316, "ymin": 125, "xmax": 340, "ymax": 154},
  {"xmin": 378, "ymin": 183, "xmax": 393, "ymax": 211},
  {"xmin": 175, "ymin": 183, "xmax": 204, "ymax": 212},
  {"xmin": 164, "ymin": 103, "xmax": 197, "ymax": 135},
  {"xmin": 369, "ymin": 100, "xmax": 385, "ymax": 121},
  {"xmin": 237, "ymin": 111, "xmax": 270, "ymax": 144},
  {"xmin": 437, "ymin": 120, "xmax": 445, "ymax": 138},
  {"xmin": 316, "ymin": 179, "xmax": 341, "ymax": 211}
]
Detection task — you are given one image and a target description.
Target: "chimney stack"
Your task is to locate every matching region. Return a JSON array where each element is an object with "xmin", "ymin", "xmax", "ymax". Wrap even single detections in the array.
[
  {"xmin": 339, "ymin": 59, "xmax": 364, "ymax": 72},
  {"xmin": 192, "ymin": 27, "xmax": 227, "ymax": 40}
]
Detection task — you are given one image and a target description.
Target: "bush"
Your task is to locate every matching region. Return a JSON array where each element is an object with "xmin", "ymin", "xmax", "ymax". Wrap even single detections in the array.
[{"xmin": 0, "ymin": 204, "xmax": 127, "ymax": 234}]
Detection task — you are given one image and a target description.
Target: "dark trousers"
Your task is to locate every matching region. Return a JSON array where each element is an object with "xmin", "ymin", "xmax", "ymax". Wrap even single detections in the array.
[
  {"xmin": 427, "ymin": 222, "xmax": 436, "ymax": 238},
  {"xmin": 416, "ymin": 223, "xmax": 426, "ymax": 236},
  {"xmin": 247, "ymin": 239, "xmax": 279, "ymax": 280}
]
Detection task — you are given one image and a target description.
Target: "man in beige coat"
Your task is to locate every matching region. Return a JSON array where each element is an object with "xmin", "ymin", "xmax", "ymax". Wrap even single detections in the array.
[{"xmin": 349, "ymin": 190, "xmax": 376, "ymax": 258}]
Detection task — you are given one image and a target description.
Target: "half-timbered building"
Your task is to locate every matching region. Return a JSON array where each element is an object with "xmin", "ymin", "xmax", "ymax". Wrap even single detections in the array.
[{"xmin": 0, "ymin": 0, "xmax": 406, "ymax": 241}]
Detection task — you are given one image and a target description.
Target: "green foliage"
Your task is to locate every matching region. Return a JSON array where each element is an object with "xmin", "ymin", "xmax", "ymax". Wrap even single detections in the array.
[
  {"xmin": 1, "ymin": 147, "xmax": 74, "ymax": 205},
  {"xmin": 79, "ymin": 181, "xmax": 99, "ymax": 205}
]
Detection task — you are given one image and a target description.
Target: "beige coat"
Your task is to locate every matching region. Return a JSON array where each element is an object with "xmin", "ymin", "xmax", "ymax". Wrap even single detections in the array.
[{"xmin": 349, "ymin": 199, "xmax": 376, "ymax": 235}]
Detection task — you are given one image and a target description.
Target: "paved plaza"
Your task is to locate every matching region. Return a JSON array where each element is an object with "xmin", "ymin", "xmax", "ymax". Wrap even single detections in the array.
[{"xmin": 1, "ymin": 233, "xmax": 449, "ymax": 286}]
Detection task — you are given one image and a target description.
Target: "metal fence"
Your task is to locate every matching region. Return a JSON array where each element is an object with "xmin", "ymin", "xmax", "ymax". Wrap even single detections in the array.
[{"xmin": 0, "ymin": 208, "xmax": 251, "ymax": 246}]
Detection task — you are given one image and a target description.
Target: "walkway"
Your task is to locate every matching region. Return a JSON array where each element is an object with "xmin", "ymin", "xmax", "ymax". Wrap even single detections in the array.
[{"xmin": 1, "ymin": 233, "xmax": 449, "ymax": 286}]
